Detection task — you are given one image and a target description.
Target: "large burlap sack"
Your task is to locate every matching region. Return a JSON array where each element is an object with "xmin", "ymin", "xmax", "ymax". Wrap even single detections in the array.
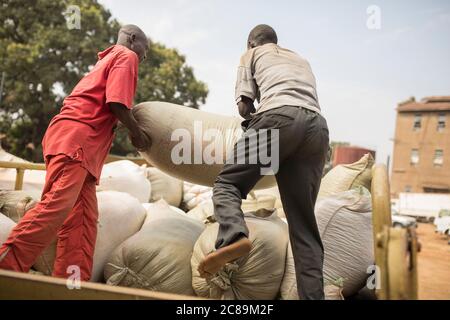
[
  {"xmin": 316, "ymin": 188, "xmax": 373, "ymax": 296},
  {"xmin": 133, "ymin": 101, "xmax": 276, "ymax": 189},
  {"xmin": 191, "ymin": 210, "xmax": 289, "ymax": 299},
  {"xmin": 280, "ymin": 242, "xmax": 344, "ymax": 300},
  {"xmin": 145, "ymin": 167, "xmax": 183, "ymax": 207},
  {"xmin": 104, "ymin": 201, "xmax": 205, "ymax": 295},
  {"xmin": 318, "ymin": 153, "xmax": 374, "ymax": 199},
  {"xmin": 186, "ymin": 193, "xmax": 277, "ymax": 223},
  {"xmin": 97, "ymin": 160, "xmax": 151, "ymax": 203},
  {"xmin": 29, "ymin": 191, "xmax": 146, "ymax": 280},
  {"xmin": 0, "ymin": 147, "xmax": 45, "ymax": 198}
]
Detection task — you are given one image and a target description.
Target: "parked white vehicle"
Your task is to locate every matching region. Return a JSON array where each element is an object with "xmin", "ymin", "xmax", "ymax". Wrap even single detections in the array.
[
  {"xmin": 434, "ymin": 216, "xmax": 450, "ymax": 234},
  {"xmin": 392, "ymin": 193, "xmax": 450, "ymax": 222}
]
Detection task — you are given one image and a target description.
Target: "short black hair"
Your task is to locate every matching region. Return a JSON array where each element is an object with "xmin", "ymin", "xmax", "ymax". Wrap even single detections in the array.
[{"xmin": 247, "ymin": 24, "xmax": 278, "ymax": 48}]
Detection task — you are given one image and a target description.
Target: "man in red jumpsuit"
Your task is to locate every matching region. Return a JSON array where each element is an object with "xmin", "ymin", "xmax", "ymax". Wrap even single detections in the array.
[{"xmin": 0, "ymin": 24, "xmax": 151, "ymax": 281}]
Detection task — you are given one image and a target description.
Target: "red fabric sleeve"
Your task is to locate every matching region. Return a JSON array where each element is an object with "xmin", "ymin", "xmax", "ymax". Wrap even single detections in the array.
[{"xmin": 105, "ymin": 52, "xmax": 139, "ymax": 109}]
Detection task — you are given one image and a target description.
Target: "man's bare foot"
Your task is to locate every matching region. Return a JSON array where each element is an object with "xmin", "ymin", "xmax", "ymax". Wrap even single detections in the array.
[{"xmin": 198, "ymin": 237, "xmax": 252, "ymax": 278}]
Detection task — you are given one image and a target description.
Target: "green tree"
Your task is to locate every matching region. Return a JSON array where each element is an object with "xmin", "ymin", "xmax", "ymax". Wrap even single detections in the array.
[{"xmin": 0, "ymin": 0, "xmax": 208, "ymax": 161}]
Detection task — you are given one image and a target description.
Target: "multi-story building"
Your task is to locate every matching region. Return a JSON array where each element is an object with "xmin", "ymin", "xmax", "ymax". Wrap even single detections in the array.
[{"xmin": 391, "ymin": 96, "xmax": 450, "ymax": 197}]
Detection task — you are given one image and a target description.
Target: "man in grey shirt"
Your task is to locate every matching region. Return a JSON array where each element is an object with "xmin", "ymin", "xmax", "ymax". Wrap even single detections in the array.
[{"xmin": 198, "ymin": 24, "xmax": 329, "ymax": 300}]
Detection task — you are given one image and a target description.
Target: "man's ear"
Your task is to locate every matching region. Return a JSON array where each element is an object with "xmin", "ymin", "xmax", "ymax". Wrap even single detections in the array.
[{"xmin": 129, "ymin": 33, "xmax": 136, "ymax": 44}]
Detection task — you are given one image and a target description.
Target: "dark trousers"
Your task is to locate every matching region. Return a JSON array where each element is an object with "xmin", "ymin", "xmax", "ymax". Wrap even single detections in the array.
[{"xmin": 212, "ymin": 106, "xmax": 329, "ymax": 300}]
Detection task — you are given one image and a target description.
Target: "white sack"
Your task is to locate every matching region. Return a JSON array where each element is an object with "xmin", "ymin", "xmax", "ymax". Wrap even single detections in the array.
[
  {"xmin": 133, "ymin": 101, "xmax": 276, "ymax": 189},
  {"xmin": 0, "ymin": 190, "xmax": 37, "ymax": 222},
  {"xmin": 186, "ymin": 193, "xmax": 277, "ymax": 223},
  {"xmin": 254, "ymin": 186, "xmax": 285, "ymax": 218},
  {"xmin": 91, "ymin": 191, "xmax": 147, "ymax": 282},
  {"xmin": 183, "ymin": 182, "xmax": 213, "ymax": 211},
  {"xmin": 142, "ymin": 199, "xmax": 190, "ymax": 226},
  {"xmin": 191, "ymin": 210, "xmax": 289, "ymax": 299},
  {"xmin": 280, "ymin": 242, "xmax": 344, "ymax": 300},
  {"xmin": 316, "ymin": 188, "xmax": 373, "ymax": 296},
  {"xmin": 318, "ymin": 153, "xmax": 374, "ymax": 199},
  {"xmin": 0, "ymin": 214, "xmax": 15, "ymax": 244},
  {"xmin": 97, "ymin": 160, "xmax": 151, "ymax": 203},
  {"xmin": 146, "ymin": 167, "xmax": 183, "ymax": 207}
]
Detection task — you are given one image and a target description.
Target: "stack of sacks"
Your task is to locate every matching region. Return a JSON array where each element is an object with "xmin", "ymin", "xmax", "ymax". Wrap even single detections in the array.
[
  {"xmin": 97, "ymin": 160, "xmax": 151, "ymax": 203},
  {"xmin": 104, "ymin": 200, "xmax": 204, "ymax": 295},
  {"xmin": 182, "ymin": 182, "xmax": 212, "ymax": 211},
  {"xmin": 0, "ymin": 147, "xmax": 45, "ymax": 199},
  {"xmin": 145, "ymin": 167, "xmax": 183, "ymax": 207},
  {"xmin": 132, "ymin": 101, "xmax": 276, "ymax": 189},
  {"xmin": 191, "ymin": 210, "xmax": 289, "ymax": 299},
  {"xmin": 280, "ymin": 188, "xmax": 374, "ymax": 298},
  {"xmin": 7, "ymin": 191, "xmax": 147, "ymax": 281},
  {"xmin": 318, "ymin": 153, "xmax": 374, "ymax": 199},
  {"xmin": 186, "ymin": 192, "xmax": 277, "ymax": 223}
]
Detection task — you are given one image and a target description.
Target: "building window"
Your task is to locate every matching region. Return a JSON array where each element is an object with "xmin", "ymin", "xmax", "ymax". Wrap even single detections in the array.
[
  {"xmin": 437, "ymin": 113, "xmax": 446, "ymax": 132},
  {"xmin": 410, "ymin": 149, "xmax": 419, "ymax": 165},
  {"xmin": 413, "ymin": 114, "xmax": 421, "ymax": 131},
  {"xmin": 434, "ymin": 149, "xmax": 444, "ymax": 167},
  {"xmin": 405, "ymin": 185, "xmax": 412, "ymax": 193}
]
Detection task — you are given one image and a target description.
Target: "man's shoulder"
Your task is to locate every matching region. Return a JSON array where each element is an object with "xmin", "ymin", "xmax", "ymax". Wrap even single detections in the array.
[
  {"xmin": 239, "ymin": 47, "xmax": 258, "ymax": 66},
  {"xmin": 111, "ymin": 45, "xmax": 139, "ymax": 66}
]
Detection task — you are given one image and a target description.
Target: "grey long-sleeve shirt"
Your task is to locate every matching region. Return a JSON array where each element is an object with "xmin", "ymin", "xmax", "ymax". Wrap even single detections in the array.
[{"xmin": 235, "ymin": 43, "xmax": 321, "ymax": 115}]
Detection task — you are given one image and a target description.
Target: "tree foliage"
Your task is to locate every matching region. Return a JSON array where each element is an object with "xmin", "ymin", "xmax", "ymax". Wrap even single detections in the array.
[{"xmin": 0, "ymin": 0, "xmax": 208, "ymax": 161}]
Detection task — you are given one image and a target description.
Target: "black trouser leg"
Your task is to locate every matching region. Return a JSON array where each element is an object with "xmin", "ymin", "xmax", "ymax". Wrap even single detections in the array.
[
  {"xmin": 277, "ymin": 110, "xmax": 329, "ymax": 300},
  {"xmin": 213, "ymin": 126, "xmax": 265, "ymax": 249},
  {"xmin": 275, "ymin": 122, "xmax": 329, "ymax": 300}
]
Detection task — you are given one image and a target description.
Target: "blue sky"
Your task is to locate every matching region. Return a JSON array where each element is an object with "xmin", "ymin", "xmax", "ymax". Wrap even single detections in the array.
[{"xmin": 99, "ymin": 0, "xmax": 450, "ymax": 165}]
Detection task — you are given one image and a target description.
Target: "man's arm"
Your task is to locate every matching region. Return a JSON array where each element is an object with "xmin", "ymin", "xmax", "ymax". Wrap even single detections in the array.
[
  {"xmin": 235, "ymin": 50, "xmax": 257, "ymax": 119},
  {"xmin": 109, "ymin": 102, "xmax": 151, "ymax": 150}
]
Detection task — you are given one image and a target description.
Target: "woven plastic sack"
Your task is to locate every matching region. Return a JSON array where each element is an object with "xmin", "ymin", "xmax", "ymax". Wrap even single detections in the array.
[
  {"xmin": 145, "ymin": 167, "xmax": 183, "ymax": 207},
  {"xmin": 191, "ymin": 210, "xmax": 288, "ymax": 299},
  {"xmin": 97, "ymin": 160, "xmax": 151, "ymax": 203},
  {"xmin": 318, "ymin": 153, "xmax": 374, "ymax": 199},
  {"xmin": 133, "ymin": 101, "xmax": 276, "ymax": 189},
  {"xmin": 104, "ymin": 200, "xmax": 204, "ymax": 295}
]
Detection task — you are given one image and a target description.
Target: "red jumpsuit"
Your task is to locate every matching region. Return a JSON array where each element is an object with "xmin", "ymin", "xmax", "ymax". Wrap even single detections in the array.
[{"xmin": 0, "ymin": 45, "xmax": 139, "ymax": 281}]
